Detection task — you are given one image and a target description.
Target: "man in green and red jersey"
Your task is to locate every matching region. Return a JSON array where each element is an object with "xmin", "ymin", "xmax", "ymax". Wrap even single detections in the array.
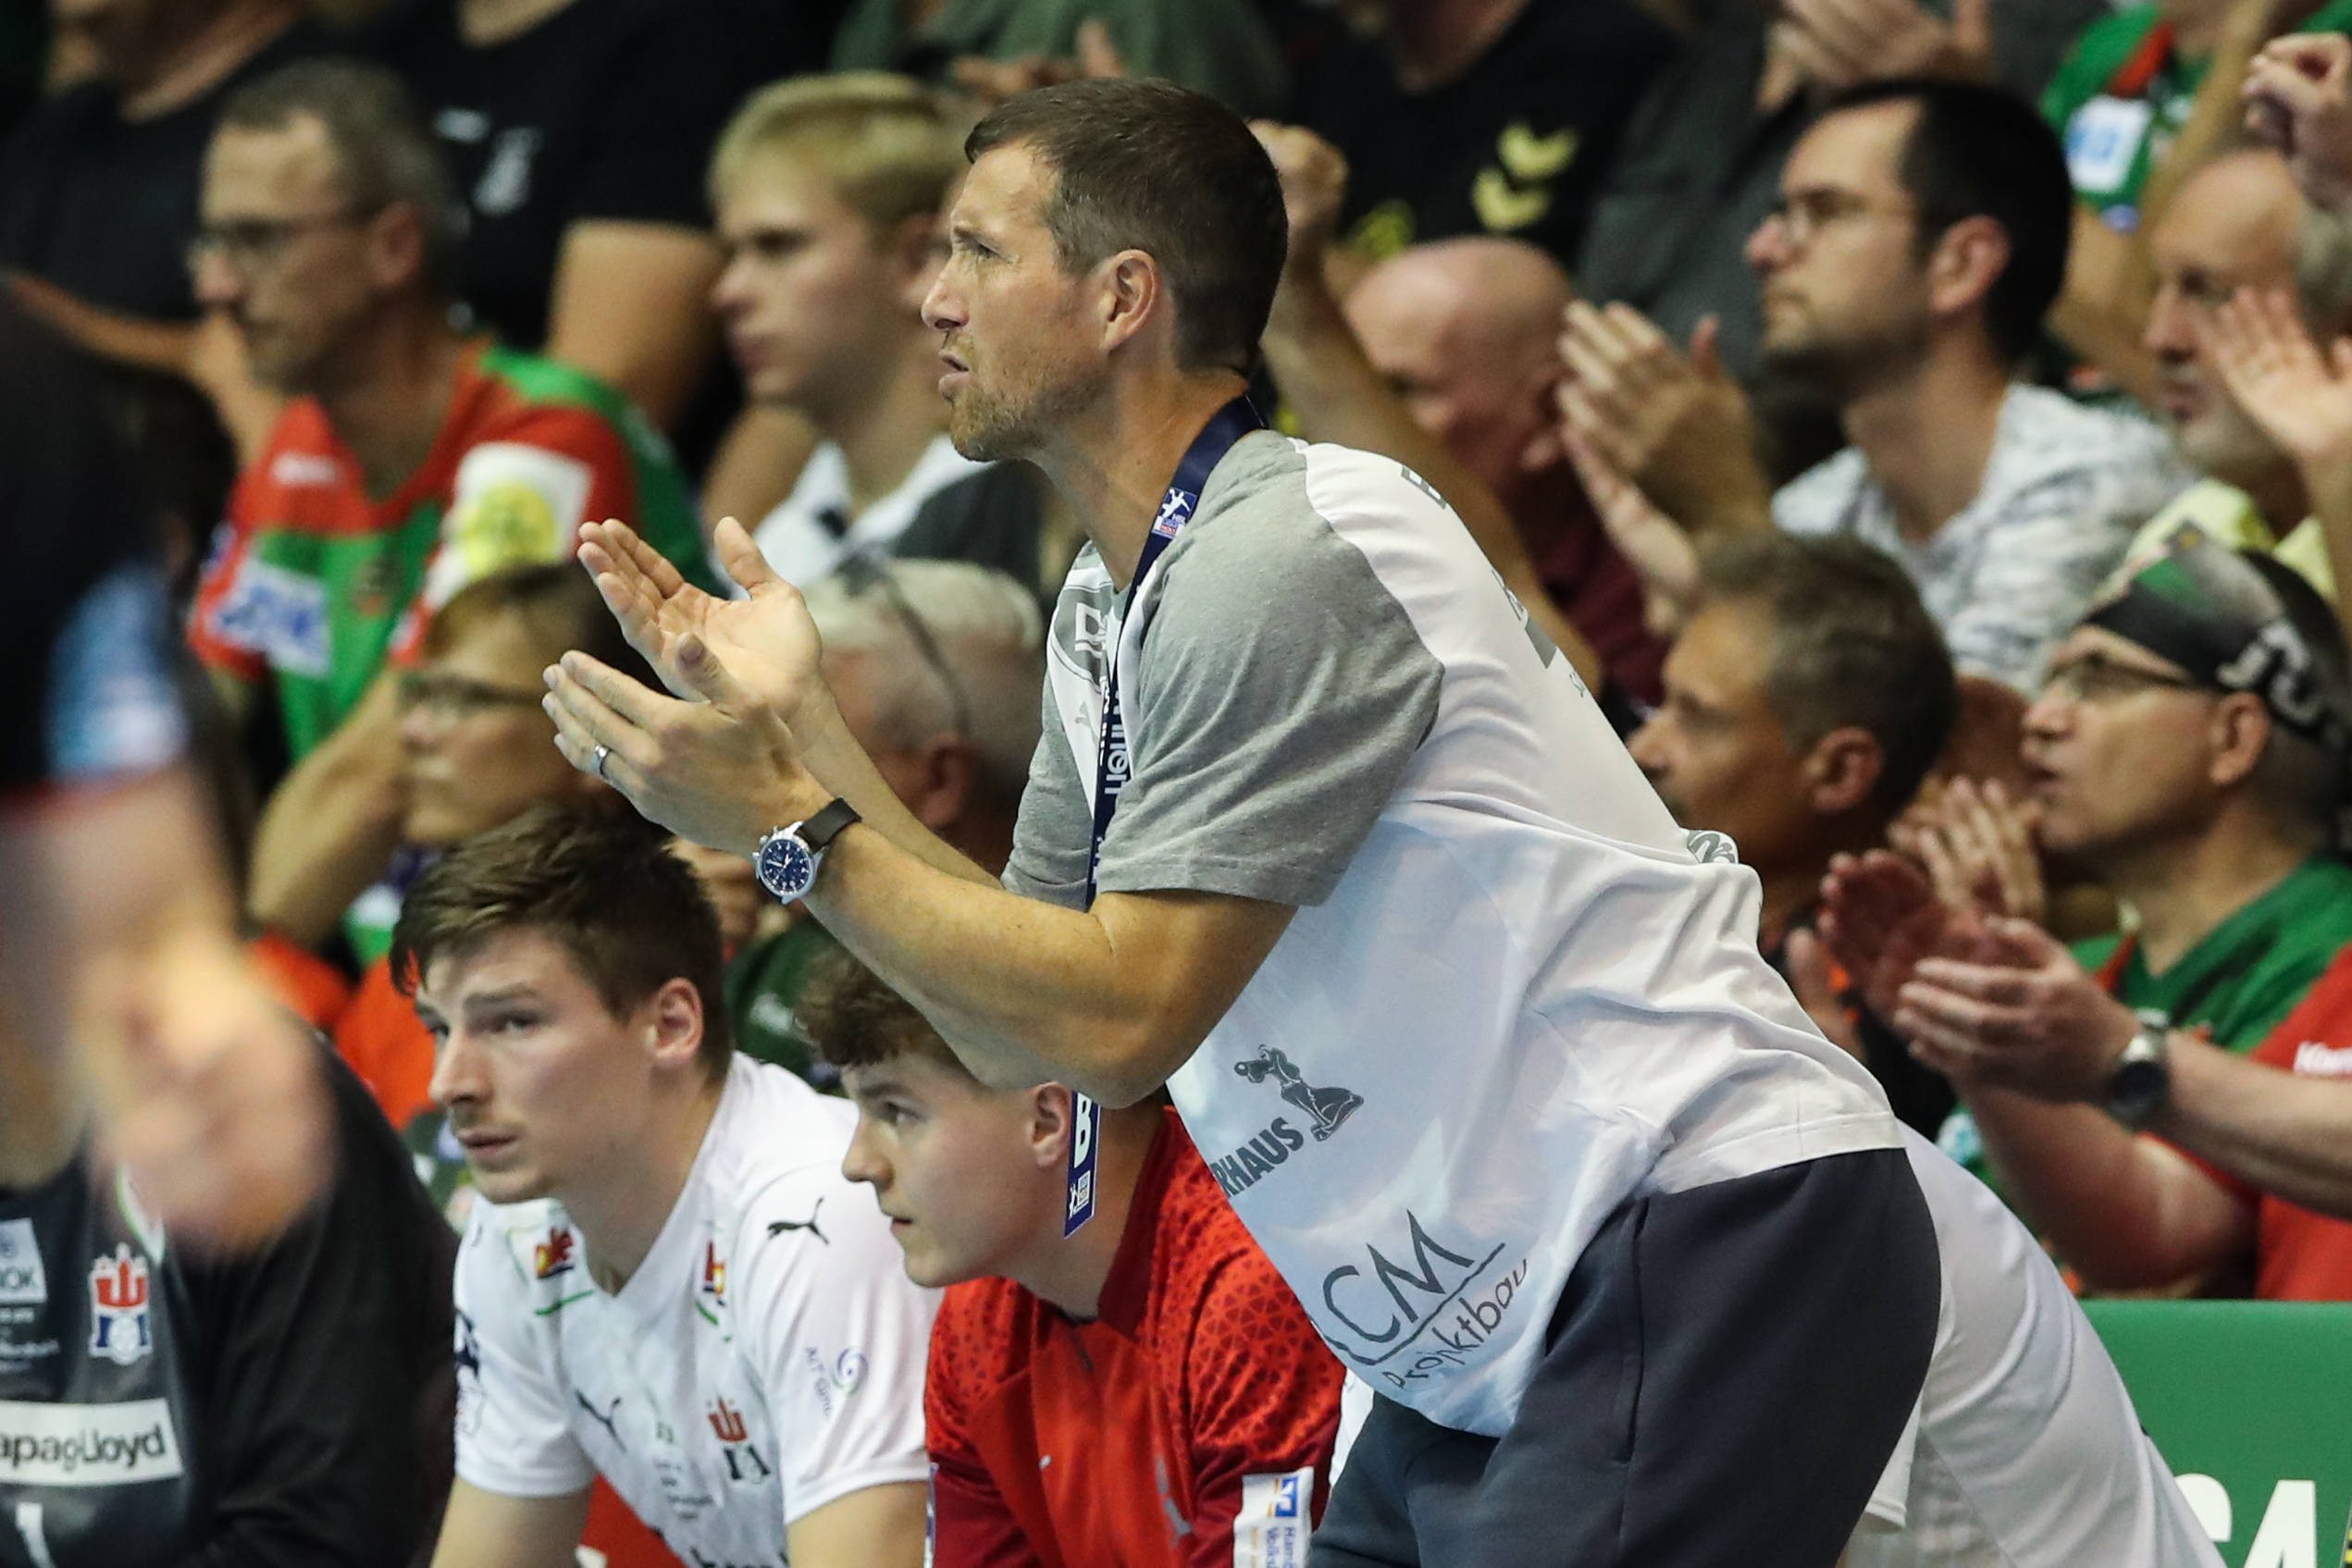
[
  {"xmin": 2046, "ymin": 0, "xmax": 2352, "ymax": 232},
  {"xmin": 796, "ymin": 957, "xmax": 1344, "ymax": 1568},
  {"xmin": 1828, "ymin": 540, "xmax": 2352, "ymax": 1208},
  {"xmin": 185, "ymin": 60, "xmax": 711, "ymax": 957}
]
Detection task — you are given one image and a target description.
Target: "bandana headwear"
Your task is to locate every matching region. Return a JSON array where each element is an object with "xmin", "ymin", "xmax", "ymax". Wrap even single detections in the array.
[{"xmin": 2082, "ymin": 535, "xmax": 2352, "ymax": 764}]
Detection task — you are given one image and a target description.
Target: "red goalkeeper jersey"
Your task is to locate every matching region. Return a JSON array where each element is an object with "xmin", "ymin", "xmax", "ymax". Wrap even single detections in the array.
[{"xmin": 926, "ymin": 1110, "xmax": 1342, "ymax": 1568}]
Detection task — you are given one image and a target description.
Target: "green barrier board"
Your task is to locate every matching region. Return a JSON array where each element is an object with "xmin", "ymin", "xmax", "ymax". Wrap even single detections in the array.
[{"xmin": 2087, "ymin": 1301, "xmax": 2352, "ymax": 1568}]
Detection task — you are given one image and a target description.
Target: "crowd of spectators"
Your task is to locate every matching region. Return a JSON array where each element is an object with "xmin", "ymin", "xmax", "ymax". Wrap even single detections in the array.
[{"xmin": 27, "ymin": 0, "xmax": 2352, "ymax": 1560}]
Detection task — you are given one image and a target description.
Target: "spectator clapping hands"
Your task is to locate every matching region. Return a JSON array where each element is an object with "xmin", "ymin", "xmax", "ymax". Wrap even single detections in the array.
[
  {"xmin": 1773, "ymin": 0, "xmax": 1995, "ymax": 94},
  {"xmin": 2246, "ymin": 31, "xmax": 2352, "ymax": 212},
  {"xmin": 1891, "ymin": 776, "xmax": 2048, "ymax": 928},
  {"xmin": 2210, "ymin": 284, "xmax": 2352, "ymax": 495},
  {"xmin": 1554, "ymin": 302, "xmax": 1773, "ymax": 537},
  {"xmin": 1894, "ymin": 918, "xmax": 2143, "ymax": 1104}
]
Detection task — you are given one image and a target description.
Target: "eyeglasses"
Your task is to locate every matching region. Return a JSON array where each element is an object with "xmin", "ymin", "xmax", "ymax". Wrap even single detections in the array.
[
  {"xmin": 185, "ymin": 208, "xmax": 371, "ymax": 277},
  {"xmin": 1761, "ymin": 187, "xmax": 1916, "ymax": 250},
  {"xmin": 2041, "ymin": 650, "xmax": 2211, "ymax": 706},
  {"xmin": 835, "ymin": 554, "xmax": 977, "ymax": 741},
  {"xmin": 396, "ymin": 670, "xmax": 550, "ymax": 720}
]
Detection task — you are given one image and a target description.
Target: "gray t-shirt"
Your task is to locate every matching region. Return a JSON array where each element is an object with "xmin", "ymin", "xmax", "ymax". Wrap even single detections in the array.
[{"xmin": 1007, "ymin": 451, "xmax": 1442, "ymax": 910}]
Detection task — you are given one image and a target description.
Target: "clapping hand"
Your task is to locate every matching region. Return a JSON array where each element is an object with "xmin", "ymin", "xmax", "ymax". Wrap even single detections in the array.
[
  {"xmin": 1816, "ymin": 850, "xmax": 1992, "ymax": 1028},
  {"xmin": 1891, "ymin": 776, "xmax": 2047, "ymax": 926},
  {"xmin": 1894, "ymin": 919, "xmax": 2141, "ymax": 1104},
  {"xmin": 2247, "ymin": 31, "xmax": 2352, "ymax": 212},
  {"xmin": 1557, "ymin": 421, "xmax": 1699, "ymax": 636},
  {"xmin": 546, "ymin": 517, "xmax": 834, "ymax": 857},
  {"xmin": 1555, "ymin": 302, "xmax": 1771, "ymax": 537},
  {"xmin": 1251, "ymin": 121, "xmax": 1350, "ymax": 286},
  {"xmin": 1776, "ymin": 0, "xmax": 1994, "ymax": 93},
  {"xmin": 577, "ymin": 516, "xmax": 825, "ymax": 723},
  {"xmin": 2210, "ymin": 284, "xmax": 2352, "ymax": 490}
]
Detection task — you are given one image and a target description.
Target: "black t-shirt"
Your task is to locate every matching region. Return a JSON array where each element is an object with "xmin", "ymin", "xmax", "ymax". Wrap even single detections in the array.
[
  {"xmin": 0, "ymin": 20, "xmax": 323, "ymax": 320},
  {"xmin": 1286, "ymin": 0, "xmax": 1678, "ymax": 267},
  {"xmin": 361, "ymin": 0, "xmax": 786, "ymax": 353},
  {"xmin": 0, "ymin": 301, "xmax": 189, "ymax": 800},
  {"xmin": 0, "ymin": 1054, "xmax": 454, "ymax": 1568}
]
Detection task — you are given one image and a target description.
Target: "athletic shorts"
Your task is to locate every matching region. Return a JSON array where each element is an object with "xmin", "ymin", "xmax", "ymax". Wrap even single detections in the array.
[{"xmin": 1310, "ymin": 1146, "xmax": 1938, "ymax": 1568}]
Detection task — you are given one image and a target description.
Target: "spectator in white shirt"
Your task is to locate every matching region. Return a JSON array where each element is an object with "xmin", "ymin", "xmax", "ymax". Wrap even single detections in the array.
[{"xmin": 1559, "ymin": 76, "xmax": 2190, "ymax": 691}]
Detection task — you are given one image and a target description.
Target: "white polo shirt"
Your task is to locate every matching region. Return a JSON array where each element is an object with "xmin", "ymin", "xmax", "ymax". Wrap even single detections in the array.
[
  {"xmin": 753, "ymin": 434, "xmax": 985, "ymax": 586},
  {"xmin": 452, "ymin": 1057, "xmax": 935, "ymax": 1559}
]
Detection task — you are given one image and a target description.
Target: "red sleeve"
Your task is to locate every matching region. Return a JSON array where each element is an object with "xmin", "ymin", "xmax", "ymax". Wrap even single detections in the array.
[
  {"xmin": 925, "ymin": 1307, "xmax": 1046, "ymax": 1568},
  {"xmin": 2160, "ymin": 945, "xmax": 2352, "ymax": 1200},
  {"xmin": 1180, "ymin": 1251, "xmax": 1344, "ymax": 1568}
]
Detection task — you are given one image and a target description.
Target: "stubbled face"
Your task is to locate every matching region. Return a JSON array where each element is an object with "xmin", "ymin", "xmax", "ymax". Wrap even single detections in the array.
[
  {"xmin": 1344, "ymin": 265, "xmax": 1555, "ymax": 508},
  {"xmin": 1628, "ymin": 599, "xmax": 1817, "ymax": 875},
  {"xmin": 712, "ymin": 153, "xmax": 935, "ymax": 416},
  {"xmin": 399, "ymin": 611, "xmax": 593, "ymax": 847},
  {"xmin": 921, "ymin": 142, "xmax": 1103, "ymax": 462},
  {"xmin": 2021, "ymin": 626, "xmax": 2223, "ymax": 860},
  {"xmin": 193, "ymin": 117, "xmax": 386, "ymax": 393},
  {"xmin": 2142, "ymin": 157, "xmax": 2304, "ymax": 486},
  {"xmin": 1746, "ymin": 101, "xmax": 1934, "ymax": 391},
  {"xmin": 418, "ymin": 929, "xmax": 676, "ymax": 1207},
  {"xmin": 839, "ymin": 1055, "xmax": 1058, "ymax": 1289}
]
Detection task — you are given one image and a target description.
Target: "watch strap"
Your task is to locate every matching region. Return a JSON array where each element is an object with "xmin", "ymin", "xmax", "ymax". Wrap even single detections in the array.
[{"xmin": 801, "ymin": 797, "xmax": 861, "ymax": 852}]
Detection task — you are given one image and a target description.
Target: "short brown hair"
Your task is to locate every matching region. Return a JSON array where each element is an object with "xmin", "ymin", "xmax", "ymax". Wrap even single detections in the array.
[
  {"xmin": 220, "ymin": 58, "xmax": 462, "ymax": 297},
  {"xmin": 710, "ymin": 73, "xmax": 967, "ymax": 232},
  {"xmin": 423, "ymin": 561, "xmax": 656, "ymax": 689},
  {"xmin": 390, "ymin": 806, "xmax": 733, "ymax": 1079},
  {"xmin": 1694, "ymin": 534, "xmax": 1956, "ymax": 816},
  {"xmin": 965, "ymin": 78, "xmax": 1287, "ymax": 376},
  {"xmin": 796, "ymin": 951, "xmax": 972, "ymax": 1081}
]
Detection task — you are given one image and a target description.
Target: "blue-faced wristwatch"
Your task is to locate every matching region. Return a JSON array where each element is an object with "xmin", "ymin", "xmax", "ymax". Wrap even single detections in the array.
[{"xmin": 753, "ymin": 798, "xmax": 861, "ymax": 906}]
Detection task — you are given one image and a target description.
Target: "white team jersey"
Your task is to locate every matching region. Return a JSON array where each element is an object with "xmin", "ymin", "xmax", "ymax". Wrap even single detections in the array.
[
  {"xmin": 1851, "ymin": 1132, "xmax": 2221, "ymax": 1568},
  {"xmin": 753, "ymin": 434, "xmax": 984, "ymax": 586},
  {"xmin": 1013, "ymin": 435, "xmax": 1901, "ymax": 1436},
  {"xmin": 452, "ymin": 1058, "xmax": 935, "ymax": 1561}
]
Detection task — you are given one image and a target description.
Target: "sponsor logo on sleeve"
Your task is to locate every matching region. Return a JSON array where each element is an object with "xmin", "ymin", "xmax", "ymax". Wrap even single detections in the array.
[
  {"xmin": 204, "ymin": 557, "xmax": 330, "ymax": 678},
  {"xmin": 1233, "ymin": 1466, "xmax": 1316, "ymax": 1568},
  {"xmin": 1684, "ymin": 830, "xmax": 1740, "ymax": 866},
  {"xmin": 804, "ymin": 1348, "xmax": 868, "ymax": 1422},
  {"xmin": 0, "ymin": 1221, "xmax": 45, "ymax": 1307},
  {"xmin": 86, "ymin": 1246, "xmax": 152, "ymax": 1367},
  {"xmin": 427, "ymin": 441, "xmax": 594, "ymax": 608},
  {"xmin": 0, "ymin": 1400, "xmax": 183, "ymax": 1487}
]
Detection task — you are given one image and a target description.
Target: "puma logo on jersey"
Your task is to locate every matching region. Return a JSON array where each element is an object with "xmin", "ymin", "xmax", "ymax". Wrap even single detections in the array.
[
  {"xmin": 575, "ymin": 1391, "xmax": 625, "ymax": 1451},
  {"xmin": 767, "ymin": 1200, "xmax": 827, "ymax": 1246}
]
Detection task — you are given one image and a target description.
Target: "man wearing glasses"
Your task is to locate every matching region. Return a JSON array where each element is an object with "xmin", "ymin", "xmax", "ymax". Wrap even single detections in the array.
[
  {"xmin": 1558, "ymin": 78, "xmax": 2190, "ymax": 693},
  {"xmin": 185, "ymin": 58, "xmax": 712, "ymax": 969},
  {"xmin": 1822, "ymin": 540, "xmax": 2352, "ymax": 1296}
]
